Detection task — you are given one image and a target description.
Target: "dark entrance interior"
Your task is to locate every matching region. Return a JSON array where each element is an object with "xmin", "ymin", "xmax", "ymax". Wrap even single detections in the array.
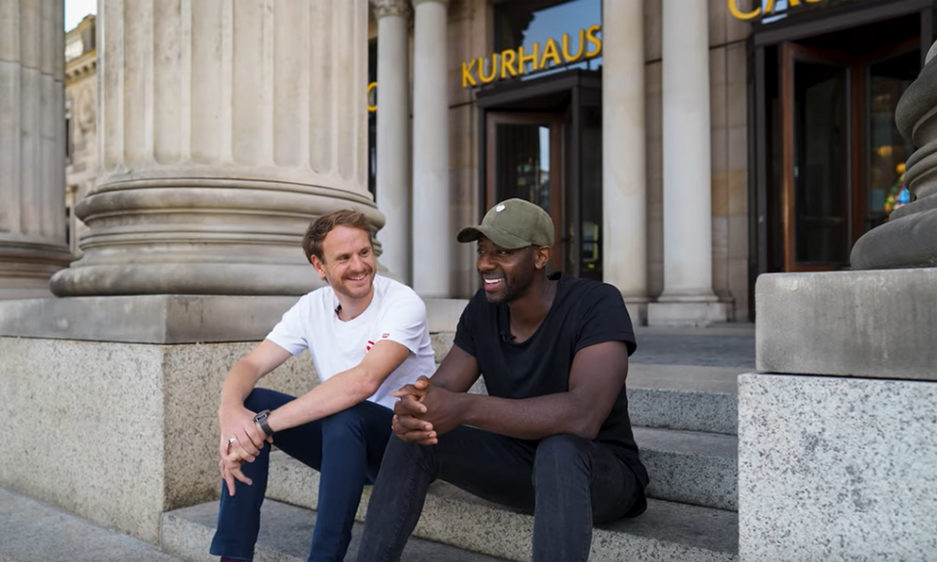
[
  {"xmin": 477, "ymin": 69, "xmax": 603, "ymax": 280},
  {"xmin": 752, "ymin": 2, "xmax": 932, "ymax": 281}
]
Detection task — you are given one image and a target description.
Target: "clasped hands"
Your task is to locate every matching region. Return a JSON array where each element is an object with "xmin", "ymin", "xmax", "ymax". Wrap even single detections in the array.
[
  {"xmin": 217, "ymin": 405, "xmax": 273, "ymax": 496},
  {"xmin": 391, "ymin": 375, "xmax": 463, "ymax": 445}
]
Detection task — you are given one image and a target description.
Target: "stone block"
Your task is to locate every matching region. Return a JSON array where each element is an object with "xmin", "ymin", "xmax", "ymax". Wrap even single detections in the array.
[
  {"xmin": 0, "ymin": 336, "xmax": 315, "ymax": 543},
  {"xmin": 0, "ymin": 295, "xmax": 298, "ymax": 344},
  {"xmin": 738, "ymin": 373, "xmax": 937, "ymax": 561},
  {"xmin": 755, "ymin": 269, "xmax": 937, "ymax": 381},
  {"xmin": 425, "ymin": 297, "xmax": 468, "ymax": 333}
]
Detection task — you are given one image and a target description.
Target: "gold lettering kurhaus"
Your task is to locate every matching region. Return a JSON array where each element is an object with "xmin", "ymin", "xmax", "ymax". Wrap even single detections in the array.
[
  {"xmin": 728, "ymin": 0, "xmax": 824, "ymax": 21},
  {"xmin": 461, "ymin": 24, "xmax": 602, "ymax": 88}
]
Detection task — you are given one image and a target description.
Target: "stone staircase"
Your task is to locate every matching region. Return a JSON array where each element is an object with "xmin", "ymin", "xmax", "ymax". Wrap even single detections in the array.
[
  {"xmin": 161, "ymin": 319, "xmax": 750, "ymax": 561},
  {"xmin": 160, "ymin": 354, "xmax": 742, "ymax": 561}
]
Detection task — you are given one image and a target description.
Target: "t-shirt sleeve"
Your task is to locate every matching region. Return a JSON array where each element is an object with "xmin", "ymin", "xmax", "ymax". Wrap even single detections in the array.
[
  {"xmin": 453, "ymin": 292, "xmax": 482, "ymax": 358},
  {"xmin": 265, "ymin": 296, "xmax": 311, "ymax": 356},
  {"xmin": 375, "ymin": 289, "xmax": 428, "ymax": 354},
  {"xmin": 576, "ymin": 283, "xmax": 637, "ymax": 356}
]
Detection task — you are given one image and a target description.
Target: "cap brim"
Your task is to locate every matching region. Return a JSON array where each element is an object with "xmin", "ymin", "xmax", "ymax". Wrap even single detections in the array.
[{"xmin": 456, "ymin": 225, "xmax": 530, "ymax": 249}]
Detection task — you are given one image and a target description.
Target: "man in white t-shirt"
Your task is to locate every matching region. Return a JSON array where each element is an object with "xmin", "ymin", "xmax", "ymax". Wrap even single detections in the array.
[{"xmin": 209, "ymin": 209, "xmax": 435, "ymax": 562}]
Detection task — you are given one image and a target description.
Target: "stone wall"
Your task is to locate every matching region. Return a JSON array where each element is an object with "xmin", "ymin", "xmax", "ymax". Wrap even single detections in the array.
[{"xmin": 0, "ymin": 337, "xmax": 313, "ymax": 543}]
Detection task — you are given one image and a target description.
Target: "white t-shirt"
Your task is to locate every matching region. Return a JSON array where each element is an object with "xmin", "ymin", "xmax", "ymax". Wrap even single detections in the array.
[{"xmin": 266, "ymin": 275, "xmax": 435, "ymax": 410}]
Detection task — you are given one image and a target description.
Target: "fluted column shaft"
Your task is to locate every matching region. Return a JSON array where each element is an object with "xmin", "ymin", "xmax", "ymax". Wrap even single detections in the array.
[
  {"xmin": 372, "ymin": 0, "xmax": 411, "ymax": 283},
  {"xmin": 0, "ymin": 0, "xmax": 71, "ymax": 299},
  {"xmin": 602, "ymin": 0, "xmax": 647, "ymax": 318},
  {"xmin": 660, "ymin": 0, "xmax": 715, "ymax": 300},
  {"xmin": 411, "ymin": 0, "xmax": 450, "ymax": 297},
  {"xmin": 51, "ymin": 1, "xmax": 379, "ymax": 296}
]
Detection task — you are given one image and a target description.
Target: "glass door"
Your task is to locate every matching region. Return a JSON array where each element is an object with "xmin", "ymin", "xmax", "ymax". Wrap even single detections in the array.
[
  {"xmin": 486, "ymin": 112, "xmax": 564, "ymax": 270},
  {"xmin": 780, "ymin": 43, "xmax": 851, "ymax": 271},
  {"xmin": 776, "ymin": 40, "xmax": 919, "ymax": 272},
  {"xmin": 865, "ymin": 48, "xmax": 917, "ymax": 232}
]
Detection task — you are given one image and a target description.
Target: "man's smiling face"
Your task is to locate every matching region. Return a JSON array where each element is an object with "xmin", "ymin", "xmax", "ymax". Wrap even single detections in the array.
[
  {"xmin": 475, "ymin": 237, "xmax": 538, "ymax": 304},
  {"xmin": 312, "ymin": 225, "xmax": 377, "ymax": 304}
]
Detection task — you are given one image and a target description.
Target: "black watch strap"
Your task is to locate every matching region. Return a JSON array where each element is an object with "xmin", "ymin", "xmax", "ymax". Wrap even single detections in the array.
[{"xmin": 253, "ymin": 409, "xmax": 274, "ymax": 436}]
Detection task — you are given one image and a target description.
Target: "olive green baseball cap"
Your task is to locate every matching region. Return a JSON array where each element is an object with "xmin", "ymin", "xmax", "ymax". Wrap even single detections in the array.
[{"xmin": 457, "ymin": 198, "xmax": 555, "ymax": 249}]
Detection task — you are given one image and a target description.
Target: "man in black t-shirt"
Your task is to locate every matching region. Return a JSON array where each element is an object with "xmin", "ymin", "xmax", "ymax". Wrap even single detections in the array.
[{"xmin": 358, "ymin": 199, "xmax": 648, "ymax": 562}]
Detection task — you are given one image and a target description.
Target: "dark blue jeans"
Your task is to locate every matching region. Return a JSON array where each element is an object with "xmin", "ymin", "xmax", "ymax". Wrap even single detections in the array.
[
  {"xmin": 209, "ymin": 388, "xmax": 392, "ymax": 562},
  {"xmin": 356, "ymin": 427, "xmax": 646, "ymax": 562}
]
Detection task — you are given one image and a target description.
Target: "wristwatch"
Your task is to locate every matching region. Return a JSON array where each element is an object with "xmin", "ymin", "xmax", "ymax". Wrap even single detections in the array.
[{"xmin": 253, "ymin": 409, "xmax": 274, "ymax": 436}]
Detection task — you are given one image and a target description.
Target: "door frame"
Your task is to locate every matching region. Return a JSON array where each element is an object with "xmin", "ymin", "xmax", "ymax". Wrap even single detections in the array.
[
  {"xmin": 485, "ymin": 111, "xmax": 565, "ymax": 267},
  {"xmin": 778, "ymin": 37, "xmax": 920, "ymax": 271},
  {"xmin": 779, "ymin": 42, "xmax": 854, "ymax": 272}
]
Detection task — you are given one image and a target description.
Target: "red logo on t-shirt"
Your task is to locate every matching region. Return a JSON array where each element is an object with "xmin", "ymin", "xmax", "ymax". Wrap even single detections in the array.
[
  {"xmin": 381, "ymin": 333, "xmax": 389, "ymax": 339},
  {"xmin": 366, "ymin": 339, "xmax": 375, "ymax": 351}
]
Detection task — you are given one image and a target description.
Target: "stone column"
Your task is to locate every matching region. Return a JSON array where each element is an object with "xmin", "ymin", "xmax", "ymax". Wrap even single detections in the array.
[
  {"xmin": 411, "ymin": 0, "xmax": 450, "ymax": 297},
  {"xmin": 372, "ymin": 0, "xmax": 412, "ymax": 284},
  {"xmin": 648, "ymin": 0, "xmax": 728, "ymax": 326},
  {"xmin": 0, "ymin": 0, "xmax": 72, "ymax": 299},
  {"xmin": 602, "ymin": 0, "xmax": 647, "ymax": 323},
  {"xmin": 50, "ymin": 1, "xmax": 380, "ymax": 296}
]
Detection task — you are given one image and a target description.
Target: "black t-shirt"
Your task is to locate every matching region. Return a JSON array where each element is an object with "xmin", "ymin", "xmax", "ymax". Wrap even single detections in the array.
[{"xmin": 454, "ymin": 274, "xmax": 648, "ymax": 486}]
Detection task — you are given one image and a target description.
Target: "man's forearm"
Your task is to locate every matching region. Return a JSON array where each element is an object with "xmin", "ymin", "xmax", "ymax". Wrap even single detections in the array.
[
  {"xmin": 219, "ymin": 362, "xmax": 264, "ymax": 412},
  {"xmin": 458, "ymin": 391, "xmax": 598, "ymax": 440},
  {"xmin": 266, "ymin": 367, "xmax": 378, "ymax": 432},
  {"xmin": 266, "ymin": 339, "xmax": 411, "ymax": 433}
]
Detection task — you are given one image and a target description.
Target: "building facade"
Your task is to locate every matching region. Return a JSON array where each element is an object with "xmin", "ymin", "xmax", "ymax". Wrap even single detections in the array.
[
  {"xmin": 368, "ymin": 0, "xmax": 933, "ymax": 324},
  {"xmin": 48, "ymin": 0, "xmax": 933, "ymax": 321},
  {"xmin": 64, "ymin": 14, "xmax": 96, "ymax": 256}
]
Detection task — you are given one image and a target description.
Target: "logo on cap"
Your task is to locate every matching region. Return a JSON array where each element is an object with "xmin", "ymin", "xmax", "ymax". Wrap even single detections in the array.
[{"xmin": 496, "ymin": 204, "xmax": 505, "ymax": 212}]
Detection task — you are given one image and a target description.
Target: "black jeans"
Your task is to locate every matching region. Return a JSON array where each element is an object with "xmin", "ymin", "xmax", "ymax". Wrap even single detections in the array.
[
  {"xmin": 356, "ymin": 426, "xmax": 645, "ymax": 562},
  {"xmin": 209, "ymin": 388, "xmax": 392, "ymax": 562}
]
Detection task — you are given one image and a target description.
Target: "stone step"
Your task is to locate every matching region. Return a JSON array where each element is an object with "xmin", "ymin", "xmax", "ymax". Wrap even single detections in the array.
[
  {"xmin": 633, "ymin": 427, "xmax": 738, "ymax": 511},
  {"xmin": 164, "ymin": 493, "xmax": 737, "ymax": 562},
  {"xmin": 627, "ymin": 363, "xmax": 740, "ymax": 435},
  {"xmin": 161, "ymin": 499, "xmax": 505, "ymax": 562},
  {"xmin": 265, "ymin": 424, "xmax": 737, "ymax": 520},
  {"xmin": 267, "ymin": 426, "xmax": 737, "ymax": 513},
  {"xmin": 0, "ymin": 487, "xmax": 182, "ymax": 562},
  {"xmin": 427, "ymin": 344, "xmax": 742, "ymax": 436}
]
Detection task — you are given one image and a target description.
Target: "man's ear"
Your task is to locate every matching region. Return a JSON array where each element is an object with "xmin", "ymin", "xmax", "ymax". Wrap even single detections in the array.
[
  {"xmin": 534, "ymin": 245, "xmax": 552, "ymax": 270},
  {"xmin": 310, "ymin": 255, "xmax": 327, "ymax": 279}
]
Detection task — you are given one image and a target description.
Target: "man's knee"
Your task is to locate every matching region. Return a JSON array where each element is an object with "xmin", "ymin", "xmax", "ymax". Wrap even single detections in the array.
[
  {"xmin": 533, "ymin": 434, "xmax": 591, "ymax": 483},
  {"xmin": 243, "ymin": 387, "xmax": 290, "ymax": 412}
]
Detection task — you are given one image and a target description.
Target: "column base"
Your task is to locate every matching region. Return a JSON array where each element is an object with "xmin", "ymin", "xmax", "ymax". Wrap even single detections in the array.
[
  {"xmin": 647, "ymin": 297, "xmax": 730, "ymax": 327},
  {"xmin": 0, "ymin": 241, "xmax": 73, "ymax": 300},
  {"xmin": 622, "ymin": 296, "xmax": 650, "ymax": 326}
]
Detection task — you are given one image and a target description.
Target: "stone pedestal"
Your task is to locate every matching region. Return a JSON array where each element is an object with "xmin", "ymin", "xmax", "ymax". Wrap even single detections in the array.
[
  {"xmin": 373, "ymin": 0, "xmax": 412, "ymax": 284},
  {"xmin": 602, "ymin": 0, "xmax": 647, "ymax": 323},
  {"xmin": 648, "ymin": 0, "xmax": 727, "ymax": 326},
  {"xmin": 0, "ymin": 292, "xmax": 466, "ymax": 544},
  {"xmin": 49, "ymin": 2, "xmax": 379, "ymax": 296},
  {"xmin": 0, "ymin": 0, "xmax": 72, "ymax": 299},
  {"xmin": 741, "ymin": 43, "xmax": 937, "ymax": 561},
  {"xmin": 0, "ymin": 298, "xmax": 314, "ymax": 543},
  {"xmin": 411, "ymin": 0, "xmax": 451, "ymax": 297}
]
